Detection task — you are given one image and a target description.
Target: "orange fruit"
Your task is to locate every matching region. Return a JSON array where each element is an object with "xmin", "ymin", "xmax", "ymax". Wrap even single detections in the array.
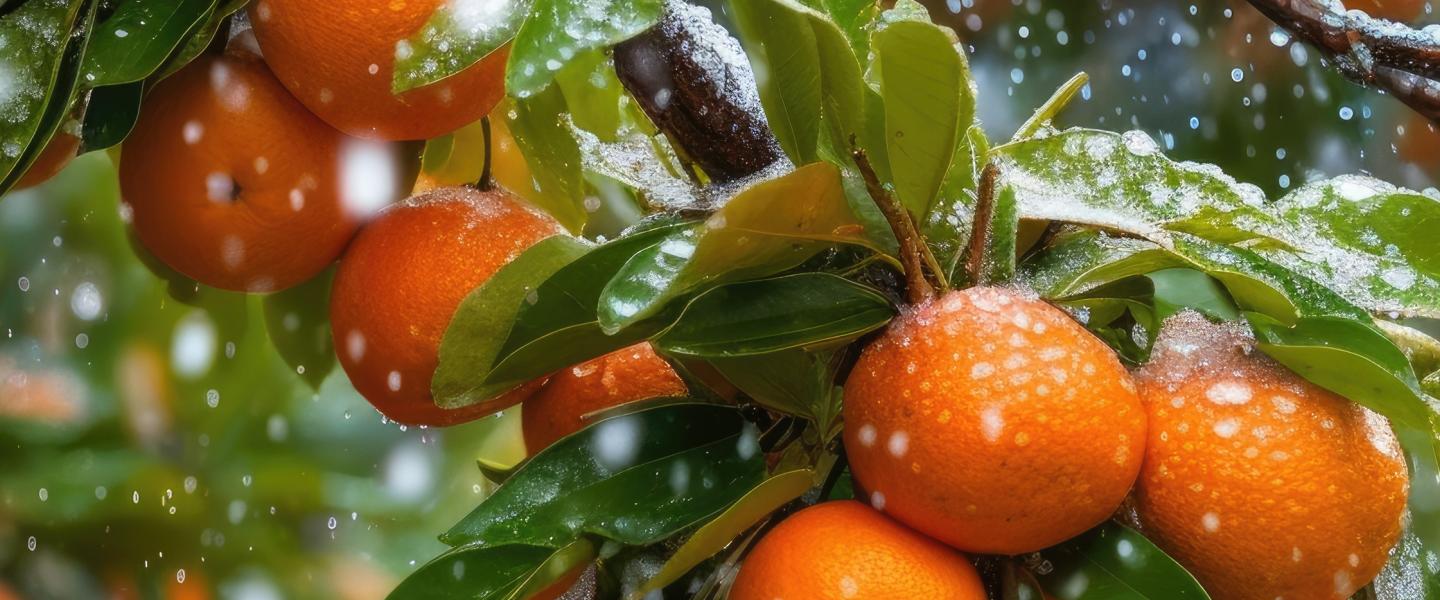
[
  {"xmin": 14, "ymin": 132, "xmax": 80, "ymax": 190},
  {"xmin": 842, "ymin": 286, "xmax": 1146, "ymax": 555},
  {"xmin": 329, "ymin": 185, "xmax": 563, "ymax": 426},
  {"xmin": 730, "ymin": 500, "xmax": 987, "ymax": 600},
  {"xmin": 1398, "ymin": 114, "xmax": 1440, "ymax": 171},
  {"xmin": 120, "ymin": 51, "xmax": 368, "ymax": 293},
  {"xmin": 249, "ymin": 0, "xmax": 509, "ymax": 140},
  {"xmin": 1132, "ymin": 312, "xmax": 1408, "ymax": 600},
  {"xmin": 521, "ymin": 342, "xmax": 686, "ymax": 454}
]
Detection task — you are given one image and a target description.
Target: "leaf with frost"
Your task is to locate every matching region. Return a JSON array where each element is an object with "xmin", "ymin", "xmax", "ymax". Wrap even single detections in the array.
[
  {"xmin": 392, "ymin": 0, "xmax": 533, "ymax": 93},
  {"xmin": 0, "ymin": 0, "xmax": 88, "ymax": 192},
  {"xmin": 506, "ymin": 0, "xmax": 664, "ymax": 98}
]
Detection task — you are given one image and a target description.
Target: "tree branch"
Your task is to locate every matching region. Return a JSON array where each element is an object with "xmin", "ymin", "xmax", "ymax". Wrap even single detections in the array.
[
  {"xmin": 966, "ymin": 163, "xmax": 1000, "ymax": 287},
  {"xmin": 852, "ymin": 144, "xmax": 936, "ymax": 305},
  {"xmin": 1246, "ymin": 0, "xmax": 1440, "ymax": 123},
  {"xmin": 614, "ymin": 0, "xmax": 783, "ymax": 182}
]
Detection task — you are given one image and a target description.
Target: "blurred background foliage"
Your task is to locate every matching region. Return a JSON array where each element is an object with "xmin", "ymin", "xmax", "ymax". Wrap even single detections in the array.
[{"xmin": 0, "ymin": 0, "xmax": 1435, "ymax": 598}]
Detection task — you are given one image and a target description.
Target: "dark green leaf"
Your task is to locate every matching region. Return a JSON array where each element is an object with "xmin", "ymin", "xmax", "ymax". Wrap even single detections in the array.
[
  {"xmin": 709, "ymin": 348, "xmax": 841, "ymax": 427},
  {"xmin": 596, "ymin": 162, "xmax": 872, "ymax": 333},
  {"xmin": 1248, "ymin": 314, "xmax": 1432, "ymax": 430},
  {"xmin": 1145, "ymin": 268, "xmax": 1238, "ymax": 323},
  {"xmin": 433, "ymin": 236, "xmax": 591, "ymax": 409},
  {"xmin": 0, "ymin": 0, "xmax": 87, "ymax": 190},
  {"xmin": 392, "ymin": 1, "xmax": 531, "ymax": 93},
  {"xmin": 80, "ymin": 81, "xmax": 143, "ymax": 152},
  {"xmin": 262, "ymin": 269, "xmax": 336, "ymax": 390},
  {"xmin": 386, "ymin": 543, "xmax": 553, "ymax": 600},
  {"xmin": 155, "ymin": 0, "xmax": 247, "ymax": 80},
  {"xmin": 1020, "ymin": 229, "xmax": 1180, "ymax": 300},
  {"xmin": 82, "ymin": 0, "xmax": 216, "ymax": 86},
  {"xmin": 506, "ymin": 0, "xmax": 663, "ymax": 98},
  {"xmin": 441, "ymin": 403, "xmax": 765, "ymax": 548},
  {"xmin": 657, "ymin": 273, "xmax": 892, "ymax": 357},
  {"xmin": 1033, "ymin": 522, "xmax": 1209, "ymax": 599},
  {"xmin": 505, "ymin": 88, "xmax": 588, "ymax": 233},
  {"xmin": 870, "ymin": 15, "xmax": 969, "ymax": 218}
]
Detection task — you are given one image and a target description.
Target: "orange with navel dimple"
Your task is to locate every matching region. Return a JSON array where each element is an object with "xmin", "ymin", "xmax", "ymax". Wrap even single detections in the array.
[
  {"xmin": 120, "ymin": 51, "xmax": 363, "ymax": 292},
  {"xmin": 329, "ymin": 185, "xmax": 564, "ymax": 426},
  {"xmin": 1132, "ymin": 312, "xmax": 1409, "ymax": 600},
  {"xmin": 843, "ymin": 286, "xmax": 1147, "ymax": 555},
  {"xmin": 522, "ymin": 342, "xmax": 686, "ymax": 454},
  {"xmin": 730, "ymin": 501, "xmax": 987, "ymax": 600},
  {"xmin": 248, "ymin": 0, "xmax": 509, "ymax": 141}
]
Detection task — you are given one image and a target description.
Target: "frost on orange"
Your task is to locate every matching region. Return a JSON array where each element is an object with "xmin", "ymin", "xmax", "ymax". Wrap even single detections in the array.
[
  {"xmin": 521, "ymin": 342, "xmax": 686, "ymax": 455},
  {"xmin": 730, "ymin": 501, "xmax": 987, "ymax": 600},
  {"xmin": 1132, "ymin": 312, "xmax": 1409, "ymax": 600},
  {"xmin": 119, "ymin": 52, "xmax": 363, "ymax": 293},
  {"xmin": 842, "ymin": 286, "xmax": 1146, "ymax": 555},
  {"xmin": 329, "ymin": 186, "xmax": 563, "ymax": 426},
  {"xmin": 248, "ymin": 0, "xmax": 509, "ymax": 141}
]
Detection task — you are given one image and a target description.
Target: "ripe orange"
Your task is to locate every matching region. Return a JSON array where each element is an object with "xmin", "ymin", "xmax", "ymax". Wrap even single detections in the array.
[
  {"xmin": 248, "ymin": 0, "xmax": 509, "ymax": 141},
  {"xmin": 730, "ymin": 501, "xmax": 987, "ymax": 600},
  {"xmin": 1398, "ymin": 114, "xmax": 1440, "ymax": 171},
  {"xmin": 329, "ymin": 185, "xmax": 564, "ymax": 426},
  {"xmin": 1132, "ymin": 312, "xmax": 1408, "ymax": 600},
  {"xmin": 119, "ymin": 51, "xmax": 366, "ymax": 292},
  {"xmin": 521, "ymin": 342, "xmax": 686, "ymax": 454},
  {"xmin": 15, "ymin": 132, "xmax": 80, "ymax": 190},
  {"xmin": 843, "ymin": 286, "xmax": 1147, "ymax": 555}
]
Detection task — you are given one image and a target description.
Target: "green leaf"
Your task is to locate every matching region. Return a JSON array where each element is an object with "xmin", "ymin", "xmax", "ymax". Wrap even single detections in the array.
[
  {"xmin": 553, "ymin": 49, "xmax": 623, "ymax": 142},
  {"xmin": 1145, "ymin": 268, "xmax": 1239, "ymax": 323},
  {"xmin": 818, "ymin": 0, "xmax": 880, "ymax": 59},
  {"xmin": 505, "ymin": 89, "xmax": 588, "ymax": 233},
  {"xmin": 440, "ymin": 403, "xmax": 765, "ymax": 548},
  {"xmin": 82, "ymin": 0, "xmax": 217, "ymax": 86},
  {"xmin": 1032, "ymin": 522, "xmax": 1209, "ymax": 599},
  {"xmin": 80, "ymin": 81, "xmax": 143, "ymax": 152},
  {"xmin": 433, "ymin": 236, "xmax": 592, "ymax": 409},
  {"xmin": 657, "ymin": 273, "xmax": 893, "ymax": 357},
  {"xmin": 1248, "ymin": 314, "xmax": 1433, "ymax": 430},
  {"xmin": 632, "ymin": 469, "xmax": 815, "ymax": 599},
  {"xmin": 155, "ymin": 0, "xmax": 247, "ymax": 80},
  {"xmin": 506, "ymin": 0, "xmax": 664, "ymax": 98},
  {"xmin": 261, "ymin": 269, "xmax": 336, "ymax": 390},
  {"xmin": 392, "ymin": 0, "xmax": 531, "ymax": 93},
  {"xmin": 708, "ymin": 349, "xmax": 838, "ymax": 420},
  {"xmin": 386, "ymin": 543, "xmax": 554, "ymax": 600},
  {"xmin": 1020, "ymin": 230, "xmax": 1180, "ymax": 300},
  {"xmin": 596, "ymin": 162, "xmax": 872, "ymax": 333},
  {"xmin": 0, "ymin": 0, "xmax": 88, "ymax": 190},
  {"xmin": 1013, "ymin": 71, "xmax": 1089, "ymax": 141},
  {"xmin": 731, "ymin": 0, "xmax": 822, "ymax": 164},
  {"xmin": 927, "ymin": 124, "xmax": 989, "ymax": 280},
  {"xmin": 871, "ymin": 16, "xmax": 969, "ymax": 219}
]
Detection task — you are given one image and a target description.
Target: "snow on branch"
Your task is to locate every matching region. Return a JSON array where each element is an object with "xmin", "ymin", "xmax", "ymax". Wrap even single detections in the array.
[{"xmin": 1246, "ymin": 0, "xmax": 1440, "ymax": 122}]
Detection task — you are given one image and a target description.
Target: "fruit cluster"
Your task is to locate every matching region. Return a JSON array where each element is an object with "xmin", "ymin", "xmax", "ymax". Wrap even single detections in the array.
[{"xmin": 734, "ymin": 288, "xmax": 1408, "ymax": 600}]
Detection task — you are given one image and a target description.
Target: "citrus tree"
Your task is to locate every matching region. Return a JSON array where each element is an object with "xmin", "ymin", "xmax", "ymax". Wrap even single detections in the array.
[{"xmin": 3, "ymin": 0, "xmax": 1439, "ymax": 599}]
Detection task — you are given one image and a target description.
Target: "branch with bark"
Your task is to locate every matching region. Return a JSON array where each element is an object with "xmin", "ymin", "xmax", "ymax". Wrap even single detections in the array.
[{"xmin": 1245, "ymin": 0, "xmax": 1440, "ymax": 123}]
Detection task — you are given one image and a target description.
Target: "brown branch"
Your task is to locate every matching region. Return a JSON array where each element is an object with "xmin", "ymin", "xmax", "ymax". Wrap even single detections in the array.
[
  {"xmin": 1246, "ymin": 0, "xmax": 1440, "ymax": 123},
  {"xmin": 614, "ymin": 0, "xmax": 783, "ymax": 182},
  {"xmin": 852, "ymin": 143, "xmax": 936, "ymax": 305},
  {"xmin": 966, "ymin": 163, "xmax": 1000, "ymax": 287}
]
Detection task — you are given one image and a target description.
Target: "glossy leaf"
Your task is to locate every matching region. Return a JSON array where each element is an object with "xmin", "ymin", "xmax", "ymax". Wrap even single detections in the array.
[
  {"xmin": 1248, "ymin": 314, "xmax": 1432, "ymax": 430},
  {"xmin": 484, "ymin": 227, "xmax": 691, "ymax": 389},
  {"xmin": 0, "ymin": 0, "xmax": 87, "ymax": 189},
  {"xmin": 553, "ymin": 49, "xmax": 623, "ymax": 142},
  {"xmin": 709, "ymin": 349, "xmax": 838, "ymax": 420},
  {"xmin": 597, "ymin": 162, "xmax": 872, "ymax": 333},
  {"xmin": 392, "ymin": 0, "xmax": 531, "ymax": 93},
  {"xmin": 731, "ymin": 0, "xmax": 821, "ymax": 164},
  {"xmin": 871, "ymin": 13, "xmax": 969, "ymax": 218},
  {"xmin": 80, "ymin": 81, "xmax": 143, "ymax": 152},
  {"xmin": 505, "ymin": 89, "xmax": 587, "ymax": 233},
  {"xmin": 657, "ymin": 273, "xmax": 893, "ymax": 357},
  {"xmin": 927, "ymin": 124, "xmax": 989, "ymax": 280},
  {"xmin": 386, "ymin": 543, "xmax": 554, "ymax": 600},
  {"xmin": 440, "ymin": 403, "xmax": 765, "ymax": 548},
  {"xmin": 82, "ymin": 0, "xmax": 216, "ymax": 86},
  {"xmin": 156, "ymin": 0, "xmax": 247, "ymax": 80},
  {"xmin": 1020, "ymin": 230, "xmax": 1180, "ymax": 300},
  {"xmin": 261, "ymin": 269, "xmax": 335, "ymax": 390},
  {"xmin": 1145, "ymin": 268, "xmax": 1238, "ymax": 323},
  {"xmin": 1032, "ymin": 523, "xmax": 1208, "ymax": 599},
  {"xmin": 433, "ymin": 236, "xmax": 591, "ymax": 409},
  {"xmin": 632, "ymin": 469, "xmax": 815, "ymax": 599},
  {"xmin": 508, "ymin": 538, "xmax": 596, "ymax": 600},
  {"xmin": 506, "ymin": 0, "xmax": 663, "ymax": 98}
]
